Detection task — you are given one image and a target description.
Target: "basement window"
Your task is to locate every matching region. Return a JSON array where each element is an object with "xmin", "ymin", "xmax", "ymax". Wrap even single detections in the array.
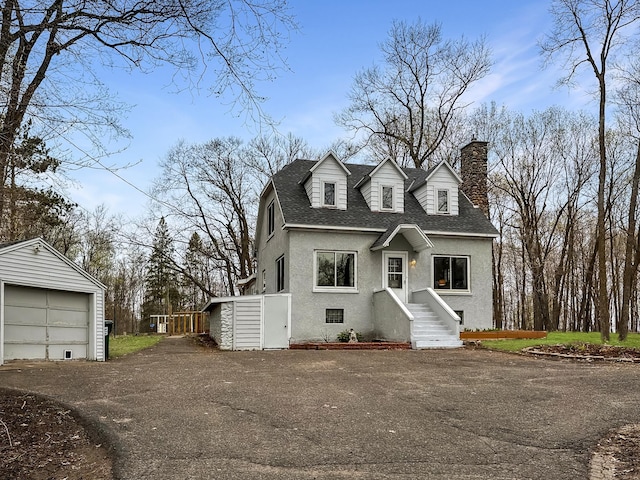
[{"xmin": 326, "ymin": 308, "xmax": 344, "ymax": 324}]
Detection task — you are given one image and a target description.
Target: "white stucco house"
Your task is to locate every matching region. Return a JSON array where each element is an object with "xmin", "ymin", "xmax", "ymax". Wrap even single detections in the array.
[
  {"xmin": 252, "ymin": 140, "xmax": 498, "ymax": 348},
  {"xmin": 0, "ymin": 238, "xmax": 106, "ymax": 364}
]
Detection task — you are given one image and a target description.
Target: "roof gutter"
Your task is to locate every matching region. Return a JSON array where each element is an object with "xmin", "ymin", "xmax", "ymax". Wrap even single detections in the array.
[{"xmin": 282, "ymin": 223, "xmax": 498, "ymax": 238}]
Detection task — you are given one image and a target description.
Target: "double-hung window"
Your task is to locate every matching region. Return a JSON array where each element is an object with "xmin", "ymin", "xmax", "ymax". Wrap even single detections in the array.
[
  {"xmin": 323, "ymin": 182, "xmax": 336, "ymax": 207},
  {"xmin": 437, "ymin": 189, "xmax": 449, "ymax": 214},
  {"xmin": 315, "ymin": 251, "xmax": 356, "ymax": 291},
  {"xmin": 433, "ymin": 256, "xmax": 469, "ymax": 292},
  {"xmin": 381, "ymin": 185, "xmax": 394, "ymax": 210}
]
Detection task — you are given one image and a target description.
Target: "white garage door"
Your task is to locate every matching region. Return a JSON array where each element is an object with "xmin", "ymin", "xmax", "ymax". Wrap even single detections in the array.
[{"xmin": 4, "ymin": 285, "xmax": 89, "ymax": 361}]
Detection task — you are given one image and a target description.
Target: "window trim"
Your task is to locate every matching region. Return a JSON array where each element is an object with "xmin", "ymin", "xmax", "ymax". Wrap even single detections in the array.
[
  {"xmin": 276, "ymin": 255, "xmax": 285, "ymax": 292},
  {"xmin": 432, "ymin": 255, "xmax": 470, "ymax": 293},
  {"xmin": 322, "ymin": 181, "xmax": 337, "ymax": 207},
  {"xmin": 436, "ymin": 189, "xmax": 450, "ymax": 214},
  {"xmin": 313, "ymin": 250, "xmax": 358, "ymax": 293},
  {"xmin": 267, "ymin": 200, "xmax": 275, "ymax": 237},
  {"xmin": 380, "ymin": 185, "xmax": 394, "ymax": 211}
]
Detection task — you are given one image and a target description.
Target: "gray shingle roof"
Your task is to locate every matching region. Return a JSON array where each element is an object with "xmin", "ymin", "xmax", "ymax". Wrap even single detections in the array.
[{"xmin": 272, "ymin": 159, "xmax": 498, "ymax": 236}]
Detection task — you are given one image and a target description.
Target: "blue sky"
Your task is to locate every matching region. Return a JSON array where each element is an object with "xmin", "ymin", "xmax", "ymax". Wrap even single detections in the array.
[{"xmin": 66, "ymin": 0, "xmax": 595, "ymax": 218}]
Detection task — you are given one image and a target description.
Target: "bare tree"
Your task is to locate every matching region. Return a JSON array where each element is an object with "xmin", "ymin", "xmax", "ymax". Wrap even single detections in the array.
[
  {"xmin": 541, "ymin": 0, "xmax": 640, "ymax": 340},
  {"xmin": 615, "ymin": 60, "xmax": 640, "ymax": 340},
  {"xmin": 489, "ymin": 107, "xmax": 597, "ymax": 331},
  {"xmin": 246, "ymin": 133, "xmax": 313, "ymax": 184},
  {"xmin": 151, "ymin": 137, "xmax": 257, "ymax": 297},
  {"xmin": 335, "ymin": 19, "xmax": 491, "ymax": 169},
  {"xmin": 0, "ymin": 0, "xmax": 295, "ymax": 233}
]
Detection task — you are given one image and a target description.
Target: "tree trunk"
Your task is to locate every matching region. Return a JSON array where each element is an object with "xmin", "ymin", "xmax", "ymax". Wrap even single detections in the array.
[
  {"xmin": 492, "ymin": 237, "xmax": 504, "ymax": 329},
  {"xmin": 596, "ymin": 74, "xmax": 610, "ymax": 341},
  {"xmin": 578, "ymin": 240, "xmax": 598, "ymax": 332},
  {"xmin": 619, "ymin": 141, "xmax": 640, "ymax": 340}
]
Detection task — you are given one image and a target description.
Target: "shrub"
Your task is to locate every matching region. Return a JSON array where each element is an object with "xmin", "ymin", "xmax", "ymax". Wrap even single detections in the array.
[{"xmin": 336, "ymin": 329, "xmax": 364, "ymax": 342}]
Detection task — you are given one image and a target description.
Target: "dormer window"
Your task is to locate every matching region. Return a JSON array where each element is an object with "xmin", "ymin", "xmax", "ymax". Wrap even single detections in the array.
[
  {"xmin": 323, "ymin": 182, "xmax": 336, "ymax": 207},
  {"xmin": 437, "ymin": 189, "xmax": 449, "ymax": 214},
  {"xmin": 381, "ymin": 186, "xmax": 394, "ymax": 210}
]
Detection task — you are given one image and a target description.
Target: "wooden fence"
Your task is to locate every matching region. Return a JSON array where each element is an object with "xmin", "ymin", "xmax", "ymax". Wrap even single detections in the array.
[{"xmin": 152, "ymin": 312, "xmax": 206, "ymax": 335}]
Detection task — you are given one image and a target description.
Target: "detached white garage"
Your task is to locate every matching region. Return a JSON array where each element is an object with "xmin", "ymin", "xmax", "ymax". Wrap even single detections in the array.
[{"xmin": 0, "ymin": 238, "xmax": 106, "ymax": 365}]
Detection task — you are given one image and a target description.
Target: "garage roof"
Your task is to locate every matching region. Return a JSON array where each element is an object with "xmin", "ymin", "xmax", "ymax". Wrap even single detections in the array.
[{"xmin": 0, "ymin": 238, "xmax": 106, "ymax": 289}]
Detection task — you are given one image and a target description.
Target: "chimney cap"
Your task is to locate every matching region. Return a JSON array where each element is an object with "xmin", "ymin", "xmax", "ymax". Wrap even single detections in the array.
[{"xmin": 462, "ymin": 139, "xmax": 488, "ymax": 150}]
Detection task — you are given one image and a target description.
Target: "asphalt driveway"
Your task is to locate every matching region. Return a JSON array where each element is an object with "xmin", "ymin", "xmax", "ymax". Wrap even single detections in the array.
[{"xmin": 1, "ymin": 336, "xmax": 639, "ymax": 479}]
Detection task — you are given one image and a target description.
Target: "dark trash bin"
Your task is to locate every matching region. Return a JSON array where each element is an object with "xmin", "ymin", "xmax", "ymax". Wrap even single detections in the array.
[{"xmin": 104, "ymin": 320, "xmax": 114, "ymax": 360}]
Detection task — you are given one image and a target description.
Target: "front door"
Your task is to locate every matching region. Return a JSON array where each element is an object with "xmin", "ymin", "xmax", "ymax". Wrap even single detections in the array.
[{"xmin": 383, "ymin": 252, "xmax": 408, "ymax": 303}]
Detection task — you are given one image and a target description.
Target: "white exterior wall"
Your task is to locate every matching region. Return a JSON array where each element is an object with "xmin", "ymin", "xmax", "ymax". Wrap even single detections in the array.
[
  {"xmin": 360, "ymin": 181, "xmax": 372, "ymax": 209},
  {"xmin": 423, "ymin": 235, "xmax": 494, "ymax": 330},
  {"xmin": 414, "ymin": 167, "xmax": 460, "ymax": 215},
  {"xmin": 285, "ymin": 229, "xmax": 493, "ymax": 342},
  {"xmin": 306, "ymin": 157, "xmax": 348, "ymax": 210},
  {"xmin": 0, "ymin": 241, "xmax": 105, "ymax": 363},
  {"xmin": 288, "ymin": 230, "xmax": 378, "ymax": 342},
  {"xmin": 365, "ymin": 162, "xmax": 405, "ymax": 213},
  {"xmin": 257, "ymin": 188, "xmax": 290, "ymax": 294},
  {"xmin": 220, "ymin": 303, "xmax": 234, "ymax": 350},
  {"xmin": 287, "ymin": 230, "xmax": 432, "ymax": 342},
  {"xmin": 208, "ymin": 302, "xmax": 234, "ymax": 350},
  {"xmin": 234, "ymin": 297, "xmax": 262, "ymax": 350}
]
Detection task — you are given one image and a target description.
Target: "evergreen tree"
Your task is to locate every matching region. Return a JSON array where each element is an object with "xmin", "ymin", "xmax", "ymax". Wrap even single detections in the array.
[
  {"xmin": 142, "ymin": 218, "xmax": 181, "ymax": 324},
  {"xmin": 183, "ymin": 232, "xmax": 209, "ymax": 310},
  {"xmin": 0, "ymin": 126, "xmax": 75, "ymax": 242}
]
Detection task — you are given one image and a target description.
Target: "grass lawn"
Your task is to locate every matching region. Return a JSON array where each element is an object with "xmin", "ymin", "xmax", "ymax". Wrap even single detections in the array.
[
  {"xmin": 481, "ymin": 331, "xmax": 640, "ymax": 352},
  {"xmin": 108, "ymin": 335, "xmax": 163, "ymax": 358}
]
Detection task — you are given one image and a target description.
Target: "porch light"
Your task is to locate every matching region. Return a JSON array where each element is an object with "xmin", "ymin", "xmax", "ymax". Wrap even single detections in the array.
[{"xmin": 410, "ymin": 259, "xmax": 417, "ymax": 267}]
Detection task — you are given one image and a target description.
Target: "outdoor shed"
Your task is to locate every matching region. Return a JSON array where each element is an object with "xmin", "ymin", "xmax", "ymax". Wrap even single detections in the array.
[
  {"xmin": 202, "ymin": 294, "xmax": 291, "ymax": 350},
  {"xmin": 0, "ymin": 238, "xmax": 106, "ymax": 365}
]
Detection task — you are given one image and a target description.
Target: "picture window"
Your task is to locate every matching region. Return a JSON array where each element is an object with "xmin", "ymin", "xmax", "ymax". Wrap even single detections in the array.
[
  {"xmin": 315, "ymin": 251, "xmax": 356, "ymax": 290},
  {"xmin": 433, "ymin": 256, "xmax": 469, "ymax": 291}
]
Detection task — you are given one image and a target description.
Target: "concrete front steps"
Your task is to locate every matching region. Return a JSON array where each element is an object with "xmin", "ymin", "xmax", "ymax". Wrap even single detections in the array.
[{"xmin": 407, "ymin": 303, "xmax": 462, "ymax": 349}]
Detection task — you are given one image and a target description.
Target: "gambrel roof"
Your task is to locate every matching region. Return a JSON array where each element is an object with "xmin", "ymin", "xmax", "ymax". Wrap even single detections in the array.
[{"xmin": 271, "ymin": 159, "xmax": 498, "ymax": 237}]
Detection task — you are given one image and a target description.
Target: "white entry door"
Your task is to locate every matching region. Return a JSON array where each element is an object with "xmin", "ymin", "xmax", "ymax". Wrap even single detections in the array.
[
  {"xmin": 263, "ymin": 295, "xmax": 290, "ymax": 349},
  {"xmin": 383, "ymin": 252, "xmax": 408, "ymax": 303}
]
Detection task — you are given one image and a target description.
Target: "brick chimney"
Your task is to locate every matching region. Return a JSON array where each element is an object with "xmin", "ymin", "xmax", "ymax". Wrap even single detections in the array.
[{"xmin": 460, "ymin": 139, "xmax": 489, "ymax": 217}]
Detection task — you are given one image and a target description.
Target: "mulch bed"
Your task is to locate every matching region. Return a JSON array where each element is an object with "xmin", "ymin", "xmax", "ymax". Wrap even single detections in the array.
[
  {"xmin": 525, "ymin": 343, "xmax": 640, "ymax": 362},
  {"xmin": 592, "ymin": 424, "xmax": 640, "ymax": 479},
  {"xmin": 0, "ymin": 389, "xmax": 113, "ymax": 480}
]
